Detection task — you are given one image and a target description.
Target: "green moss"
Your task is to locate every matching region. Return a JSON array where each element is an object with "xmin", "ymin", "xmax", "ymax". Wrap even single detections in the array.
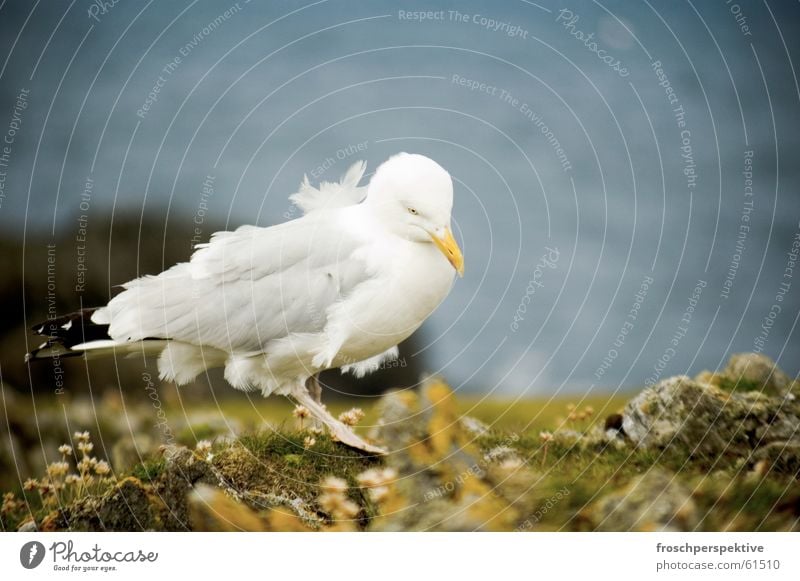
[
  {"xmin": 283, "ymin": 454, "xmax": 304, "ymax": 467},
  {"xmin": 717, "ymin": 375, "xmax": 776, "ymax": 395},
  {"xmin": 218, "ymin": 430, "xmax": 379, "ymax": 520},
  {"xmin": 131, "ymin": 457, "xmax": 166, "ymax": 482}
]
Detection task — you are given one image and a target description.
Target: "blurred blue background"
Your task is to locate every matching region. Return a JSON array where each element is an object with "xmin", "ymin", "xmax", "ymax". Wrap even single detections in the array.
[{"xmin": 1, "ymin": 0, "xmax": 798, "ymax": 396}]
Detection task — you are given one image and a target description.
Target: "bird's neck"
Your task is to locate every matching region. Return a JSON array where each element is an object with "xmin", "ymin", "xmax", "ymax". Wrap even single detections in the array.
[{"xmin": 360, "ymin": 197, "xmax": 404, "ymax": 238}]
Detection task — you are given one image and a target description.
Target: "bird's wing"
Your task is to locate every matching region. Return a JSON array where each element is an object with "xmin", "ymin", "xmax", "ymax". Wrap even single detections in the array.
[
  {"xmin": 93, "ymin": 212, "xmax": 372, "ymax": 353},
  {"xmin": 288, "ymin": 160, "xmax": 366, "ymax": 214}
]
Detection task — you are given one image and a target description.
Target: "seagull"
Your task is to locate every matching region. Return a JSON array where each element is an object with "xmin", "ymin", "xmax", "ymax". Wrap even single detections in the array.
[{"xmin": 27, "ymin": 153, "xmax": 463, "ymax": 454}]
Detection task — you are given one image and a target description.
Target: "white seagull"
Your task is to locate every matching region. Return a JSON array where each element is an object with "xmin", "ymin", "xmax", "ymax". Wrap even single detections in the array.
[{"xmin": 27, "ymin": 153, "xmax": 464, "ymax": 454}]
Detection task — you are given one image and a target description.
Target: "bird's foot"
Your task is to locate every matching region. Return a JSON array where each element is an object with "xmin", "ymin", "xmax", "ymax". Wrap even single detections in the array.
[
  {"xmin": 291, "ymin": 384, "xmax": 386, "ymax": 456},
  {"xmin": 327, "ymin": 423, "xmax": 387, "ymax": 455}
]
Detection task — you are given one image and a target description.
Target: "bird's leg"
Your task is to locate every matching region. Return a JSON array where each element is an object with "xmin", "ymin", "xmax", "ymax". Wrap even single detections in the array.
[
  {"xmin": 290, "ymin": 384, "xmax": 386, "ymax": 455},
  {"xmin": 305, "ymin": 375, "xmax": 323, "ymax": 431},
  {"xmin": 306, "ymin": 374, "xmax": 323, "ymax": 404}
]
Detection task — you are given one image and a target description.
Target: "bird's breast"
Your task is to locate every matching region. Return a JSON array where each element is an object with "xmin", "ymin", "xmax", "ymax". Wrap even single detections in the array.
[{"xmin": 340, "ymin": 239, "xmax": 455, "ymax": 352}]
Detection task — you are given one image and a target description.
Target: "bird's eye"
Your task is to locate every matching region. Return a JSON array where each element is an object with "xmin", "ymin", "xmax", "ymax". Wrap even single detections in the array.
[{"xmin": 407, "ymin": 207, "xmax": 418, "ymax": 215}]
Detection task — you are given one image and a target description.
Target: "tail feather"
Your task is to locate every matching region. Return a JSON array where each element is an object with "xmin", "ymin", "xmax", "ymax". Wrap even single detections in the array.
[
  {"xmin": 31, "ymin": 307, "xmax": 108, "ymax": 342},
  {"xmin": 25, "ymin": 308, "xmax": 167, "ymax": 362},
  {"xmin": 27, "ymin": 308, "xmax": 105, "ymax": 361}
]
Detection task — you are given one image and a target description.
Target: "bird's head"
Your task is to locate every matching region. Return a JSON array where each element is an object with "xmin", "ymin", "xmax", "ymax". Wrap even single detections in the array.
[{"xmin": 366, "ymin": 153, "xmax": 464, "ymax": 276}]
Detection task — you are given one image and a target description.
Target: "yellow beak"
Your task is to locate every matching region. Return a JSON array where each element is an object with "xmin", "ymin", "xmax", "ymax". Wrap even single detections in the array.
[{"xmin": 431, "ymin": 227, "xmax": 464, "ymax": 277}]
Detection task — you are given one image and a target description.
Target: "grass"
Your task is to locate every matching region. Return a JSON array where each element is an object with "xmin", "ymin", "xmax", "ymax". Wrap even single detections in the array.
[
  {"xmin": 3, "ymin": 385, "xmax": 798, "ymax": 532},
  {"xmin": 228, "ymin": 430, "xmax": 380, "ymax": 515},
  {"xmin": 150, "ymin": 390, "xmax": 635, "ymax": 444},
  {"xmin": 457, "ymin": 392, "xmax": 632, "ymax": 431}
]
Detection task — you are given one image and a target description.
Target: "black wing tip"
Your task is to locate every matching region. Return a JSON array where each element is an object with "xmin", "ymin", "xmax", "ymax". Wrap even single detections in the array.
[
  {"xmin": 30, "ymin": 307, "xmax": 101, "ymax": 334},
  {"xmin": 27, "ymin": 307, "xmax": 109, "ymax": 362}
]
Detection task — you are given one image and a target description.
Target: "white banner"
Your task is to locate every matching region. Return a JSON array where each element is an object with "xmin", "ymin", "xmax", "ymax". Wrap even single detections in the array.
[{"xmin": 1, "ymin": 532, "xmax": 798, "ymax": 580}]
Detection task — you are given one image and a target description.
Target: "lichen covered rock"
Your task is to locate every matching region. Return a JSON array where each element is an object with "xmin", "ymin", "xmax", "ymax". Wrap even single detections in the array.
[
  {"xmin": 369, "ymin": 378, "xmax": 519, "ymax": 531},
  {"xmin": 622, "ymin": 375, "xmax": 800, "ymax": 457},
  {"xmin": 722, "ymin": 353, "xmax": 793, "ymax": 396},
  {"xmin": 751, "ymin": 442, "xmax": 800, "ymax": 477},
  {"xmin": 43, "ymin": 477, "xmax": 157, "ymax": 531},
  {"xmin": 591, "ymin": 469, "xmax": 698, "ymax": 531}
]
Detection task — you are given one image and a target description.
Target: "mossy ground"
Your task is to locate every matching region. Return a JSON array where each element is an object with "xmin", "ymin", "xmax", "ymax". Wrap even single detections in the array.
[
  {"xmin": 216, "ymin": 430, "xmax": 381, "ymax": 513},
  {"xmin": 2, "ymin": 387, "xmax": 798, "ymax": 532},
  {"xmin": 475, "ymin": 431, "xmax": 799, "ymax": 531}
]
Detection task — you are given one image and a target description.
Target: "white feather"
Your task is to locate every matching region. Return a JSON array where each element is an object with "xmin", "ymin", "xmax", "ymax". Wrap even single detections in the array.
[
  {"xmin": 341, "ymin": 346, "xmax": 399, "ymax": 378},
  {"xmin": 288, "ymin": 160, "xmax": 366, "ymax": 214}
]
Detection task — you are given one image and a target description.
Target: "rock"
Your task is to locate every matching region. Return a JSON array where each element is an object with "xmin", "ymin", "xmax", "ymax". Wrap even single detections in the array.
[
  {"xmin": 188, "ymin": 484, "xmax": 320, "ymax": 532},
  {"xmin": 163, "ymin": 446, "xmax": 216, "ymax": 485},
  {"xmin": 369, "ymin": 378, "xmax": 517, "ymax": 531},
  {"xmin": 604, "ymin": 413, "xmax": 624, "ymax": 433},
  {"xmin": 723, "ymin": 353, "xmax": 793, "ymax": 396},
  {"xmin": 95, "ymin": 478, "xmax": 158, "ymax": 530},
  {"xmin": 188, "ymin": 484, "xmax": 267, "ymax": 532},
  {"xmin": 212, "ymin": 445, "xmax": 262, "ymax": 488},
  {"xmin": 603, "ymin": 431, "xmax": 627, "ymax": 450},
  {"xmin": 751, "ymin": 442, "xmax": 800, "ymax": 477},
  {"xmin": 460, "ymin": 415, "xmax": 490, "ymax": 437},
  {"xmin": 591, "ymin": 469, "xmax": 698, "ymax": 531},
  {"xmin": 694, "ymin": 370, "xmax": 723, "ymax": 387},
  {"xmin": 50, "ymin": 477, "xmax": 158, "ymax": 531},
  {"xmin": 17, "ymin": 519, "xmax": 37, "ymax": 532},
  {"xmin": 622, "ymin": 375, "xmax": 800, "ymax": 457},
  {"xmin": 483, "ymin": 446, "xmax": 520, "ymax": 464},
  {"xmin": 156, "ymin": 446, "xmax": 217, "ymax": 530}
]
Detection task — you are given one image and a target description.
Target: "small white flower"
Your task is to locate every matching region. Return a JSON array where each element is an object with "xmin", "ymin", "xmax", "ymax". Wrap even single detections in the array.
[
  {"xmin": 338, "ymin": 408, "xmax": 365, "ymax": 427},
  {"xmin": 292, "ymin": 405, "xmax": 310, "ymax": 420},
  {"xmin": 368, "ymin": 486, "xmax": 391, "ymax": 504},
  {"xmin": 320, "ymin": 476, "xmax": 348, "ymax": 495},
  {"xmin": 357, "ymin": 467, "xmax": 397, "ymax": 488},
  {"xmin": 46, "ymin": 461, "xmax": 70, "ymax": 477}
]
